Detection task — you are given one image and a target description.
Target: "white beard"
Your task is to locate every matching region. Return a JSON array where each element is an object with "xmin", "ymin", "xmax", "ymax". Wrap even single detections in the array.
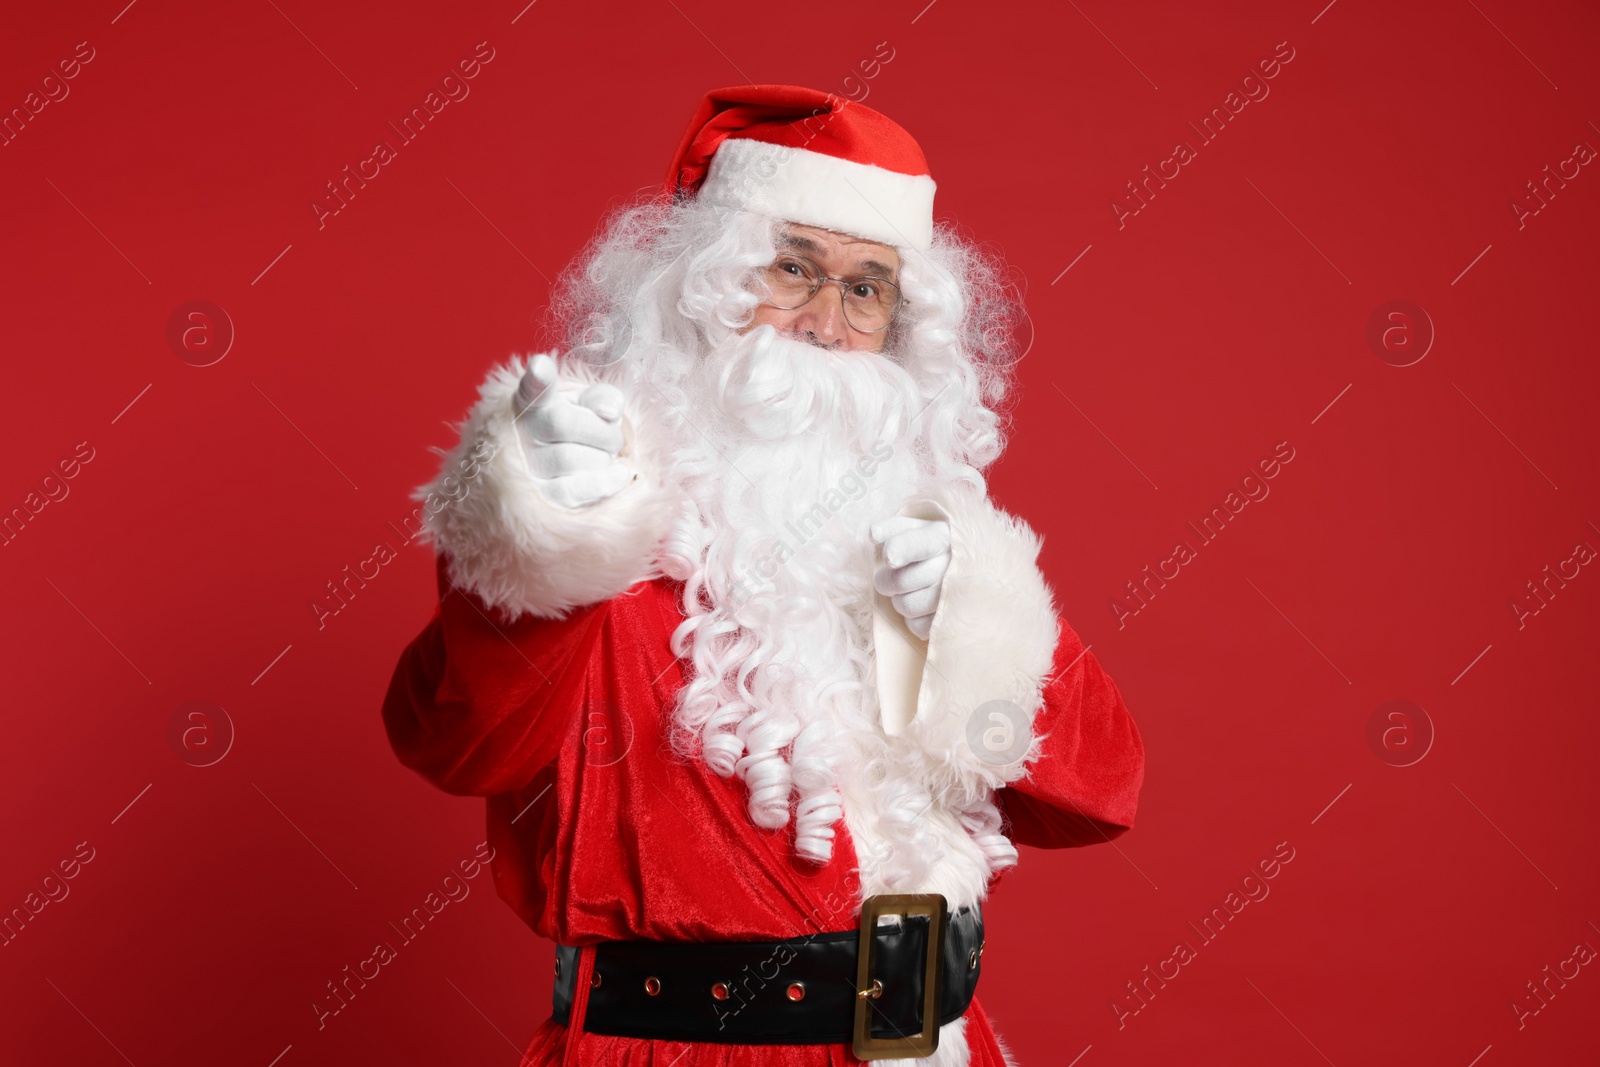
[
  {"xmin": 662, "ymin": 323, "xmax": 929, "ymax": 863},
  {"xmin": 656, "ymin": 325, "xmax": 1006, "ymax": 1067}
]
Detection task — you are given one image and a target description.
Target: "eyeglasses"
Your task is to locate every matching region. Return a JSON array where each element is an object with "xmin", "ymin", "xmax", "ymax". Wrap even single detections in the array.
[{"xmin": 759, "ymin": 252, "xmax": 901, "ymax": 333}]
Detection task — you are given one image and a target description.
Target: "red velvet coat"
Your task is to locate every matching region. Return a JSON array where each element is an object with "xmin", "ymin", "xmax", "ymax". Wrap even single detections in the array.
[
  {"xmin": 383, "ymin": 557, "xmax": 1144, "ymax": 1065},
  {"xmin": 380, "ymin": 354, "xmax": 1146, "ymax": 1066}
]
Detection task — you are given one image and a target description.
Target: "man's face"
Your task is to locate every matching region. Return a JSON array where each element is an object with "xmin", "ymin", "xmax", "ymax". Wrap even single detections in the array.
[{"xmin": 744, "ymin": 223, "xmax": 902, "ymax": 354}]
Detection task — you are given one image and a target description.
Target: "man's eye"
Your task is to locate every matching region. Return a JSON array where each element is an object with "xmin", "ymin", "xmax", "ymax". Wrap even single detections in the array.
[
  {"xmin": 774, "ymin": 259, "xmax": 814, "ymax": 279},
  {"xmin": 850, "ymin": 282, "xmax": 879, "ymax": 299}
]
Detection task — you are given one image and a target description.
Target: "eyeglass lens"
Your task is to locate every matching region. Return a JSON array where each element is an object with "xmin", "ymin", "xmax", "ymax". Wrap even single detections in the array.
[{"xmin": 763, "ymin": 254, "xmax": 898, "ymax": 332}]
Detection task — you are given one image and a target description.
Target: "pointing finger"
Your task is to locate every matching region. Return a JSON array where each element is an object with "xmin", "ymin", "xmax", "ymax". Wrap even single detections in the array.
[{"xmin": 515, "ymin": 354, "xmax": 561, "ymax": 416}]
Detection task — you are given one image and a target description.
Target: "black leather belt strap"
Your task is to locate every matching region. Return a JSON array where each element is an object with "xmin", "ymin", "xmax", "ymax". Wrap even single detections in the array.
[{"xmin": 552, "ymin": 899, "xmax": 984, "ymax": 1047}]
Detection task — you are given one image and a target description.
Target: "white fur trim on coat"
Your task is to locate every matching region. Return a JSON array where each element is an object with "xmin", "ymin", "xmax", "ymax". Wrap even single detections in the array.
[
  {"xmin": 838, "ymin": 486, "xmax": 1059, "ymax": 1064},
  {"xmin": 413, "ymin": 353, "xmax": 681, "ymax": 621},
  {"xmin": 880, "ymin": 484, "xmax": 1061, "ymax": 807}
]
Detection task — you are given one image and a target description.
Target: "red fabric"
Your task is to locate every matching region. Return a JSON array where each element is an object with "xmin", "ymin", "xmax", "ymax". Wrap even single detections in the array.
[
  {"xmin": 665, "ymin": 84, "xmax": 932, "ymax": 198},
  {"xmin": 381, "ymin": 553, "xmax": 1145, "ymax": 1063}
]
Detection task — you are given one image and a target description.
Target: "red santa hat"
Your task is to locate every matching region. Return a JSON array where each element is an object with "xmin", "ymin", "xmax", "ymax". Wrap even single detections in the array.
[{"xmin": 666, "ymin": 84, "xmax": 937, "ymax": 251}]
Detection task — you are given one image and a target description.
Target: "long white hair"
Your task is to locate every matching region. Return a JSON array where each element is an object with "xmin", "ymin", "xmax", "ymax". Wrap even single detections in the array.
[{"xmin": 544, "ymin": 194, "xmax": 1025, "ymax": 877}]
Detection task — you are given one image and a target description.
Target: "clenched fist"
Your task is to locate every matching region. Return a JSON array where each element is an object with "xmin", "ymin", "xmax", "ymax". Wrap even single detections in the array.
[
  {"xmin": 870, "ymin": 515, "xmax": 952, "ymax": 641},
  {"xmin": 514, "ymin": 354, "xmax": 635, "ymax": 508}
]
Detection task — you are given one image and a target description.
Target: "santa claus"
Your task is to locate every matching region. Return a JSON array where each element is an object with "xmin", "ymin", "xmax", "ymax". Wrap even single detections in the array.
[{"xmin": 382, "ymin": 85, "xmax": 1145, "ymax": 1065}]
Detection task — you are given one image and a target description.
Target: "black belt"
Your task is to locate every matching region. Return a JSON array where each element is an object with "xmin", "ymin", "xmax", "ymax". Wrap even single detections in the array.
[{"xmin": 552, "ymin": 894, "xmax": 983, "ymax": 1059}]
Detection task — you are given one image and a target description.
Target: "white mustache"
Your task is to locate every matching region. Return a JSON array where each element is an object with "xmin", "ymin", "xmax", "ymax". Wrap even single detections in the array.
[
  {"xmin": 710, "ymin": 324, "xmax": 918, "ymax": 448},
  {"xmin": 714, "ymin": 325, "xmax": 836, "ymax": 438}
]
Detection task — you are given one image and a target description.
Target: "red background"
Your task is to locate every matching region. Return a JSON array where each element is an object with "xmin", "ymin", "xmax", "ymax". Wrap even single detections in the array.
[{"xmin": 2, "ymin": 1, "xmax": 1596, "ymax": 1064}]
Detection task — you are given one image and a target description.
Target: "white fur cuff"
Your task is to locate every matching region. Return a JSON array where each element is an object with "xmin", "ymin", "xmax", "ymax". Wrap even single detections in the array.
[
  {"xmin": 414, "ymin": 354, "xmax": 681, "ymax": 620},
  {"xmin": 883, "ymin": 486, "xmax": 1061, "ymax": 807}
]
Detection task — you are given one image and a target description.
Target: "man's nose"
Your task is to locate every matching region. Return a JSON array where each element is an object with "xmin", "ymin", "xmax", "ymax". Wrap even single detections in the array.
[{"xmin": 790, "ymin": 282, "xmax": 848, "ymax": 345}]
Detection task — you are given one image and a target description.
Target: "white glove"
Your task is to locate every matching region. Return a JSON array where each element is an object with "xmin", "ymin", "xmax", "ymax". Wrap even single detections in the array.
[
  {"xmin": 514, "ymin": 354, "xmax": 635, "ymax": 508},
  {"xmin": 870, "ymin": 516, "xmax": 952, "ymax": 641}
]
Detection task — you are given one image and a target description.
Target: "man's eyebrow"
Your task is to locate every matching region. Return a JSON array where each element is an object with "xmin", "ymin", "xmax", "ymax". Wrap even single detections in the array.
[
  {"xmin": 777, "ymin": 233, "xmax": 821, "ymax": 253},
  {"xmin": 860, "ymin": 259, "xmax": 898, "ymax": 279},
  {"xmin": 778, "ymin": 232, "xmax": 898, "ymax": 279}
]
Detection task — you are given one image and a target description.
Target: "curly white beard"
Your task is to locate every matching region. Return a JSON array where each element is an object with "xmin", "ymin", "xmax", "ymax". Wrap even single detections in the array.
[{"xmin": 659, "ymin": 323, "xmax": 930, "ymax": 864}]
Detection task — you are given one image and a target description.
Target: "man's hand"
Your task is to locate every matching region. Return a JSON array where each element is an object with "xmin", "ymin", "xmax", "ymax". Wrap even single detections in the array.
[
  {"xmin": 870, "ymin": 516, "xmax": 952, "ymax": 641},
  {"xmin": 514, "ymin": 354, "xmax": 635, "ymax": 508}
]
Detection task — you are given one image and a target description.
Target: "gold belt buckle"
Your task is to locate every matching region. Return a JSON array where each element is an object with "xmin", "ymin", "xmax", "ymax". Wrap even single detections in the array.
[{"xmin": 853, "ymin": 892, "xmax": 948, "ymax": 1060}]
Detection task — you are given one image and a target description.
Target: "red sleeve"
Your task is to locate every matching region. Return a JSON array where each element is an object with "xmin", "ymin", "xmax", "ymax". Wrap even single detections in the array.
[
  {"xmin": 995, "ymin": 620, "xmax": 1146, "ymax": 849},
  {"xmin": 381, "ymin": 553, "xmax": 610, "ymax": 797}
]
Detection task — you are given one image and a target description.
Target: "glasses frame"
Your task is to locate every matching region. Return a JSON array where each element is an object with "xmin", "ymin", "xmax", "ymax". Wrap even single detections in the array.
[{"xmin": 759, "ymin": 252, "xmax": 902, "ymax": 334}]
